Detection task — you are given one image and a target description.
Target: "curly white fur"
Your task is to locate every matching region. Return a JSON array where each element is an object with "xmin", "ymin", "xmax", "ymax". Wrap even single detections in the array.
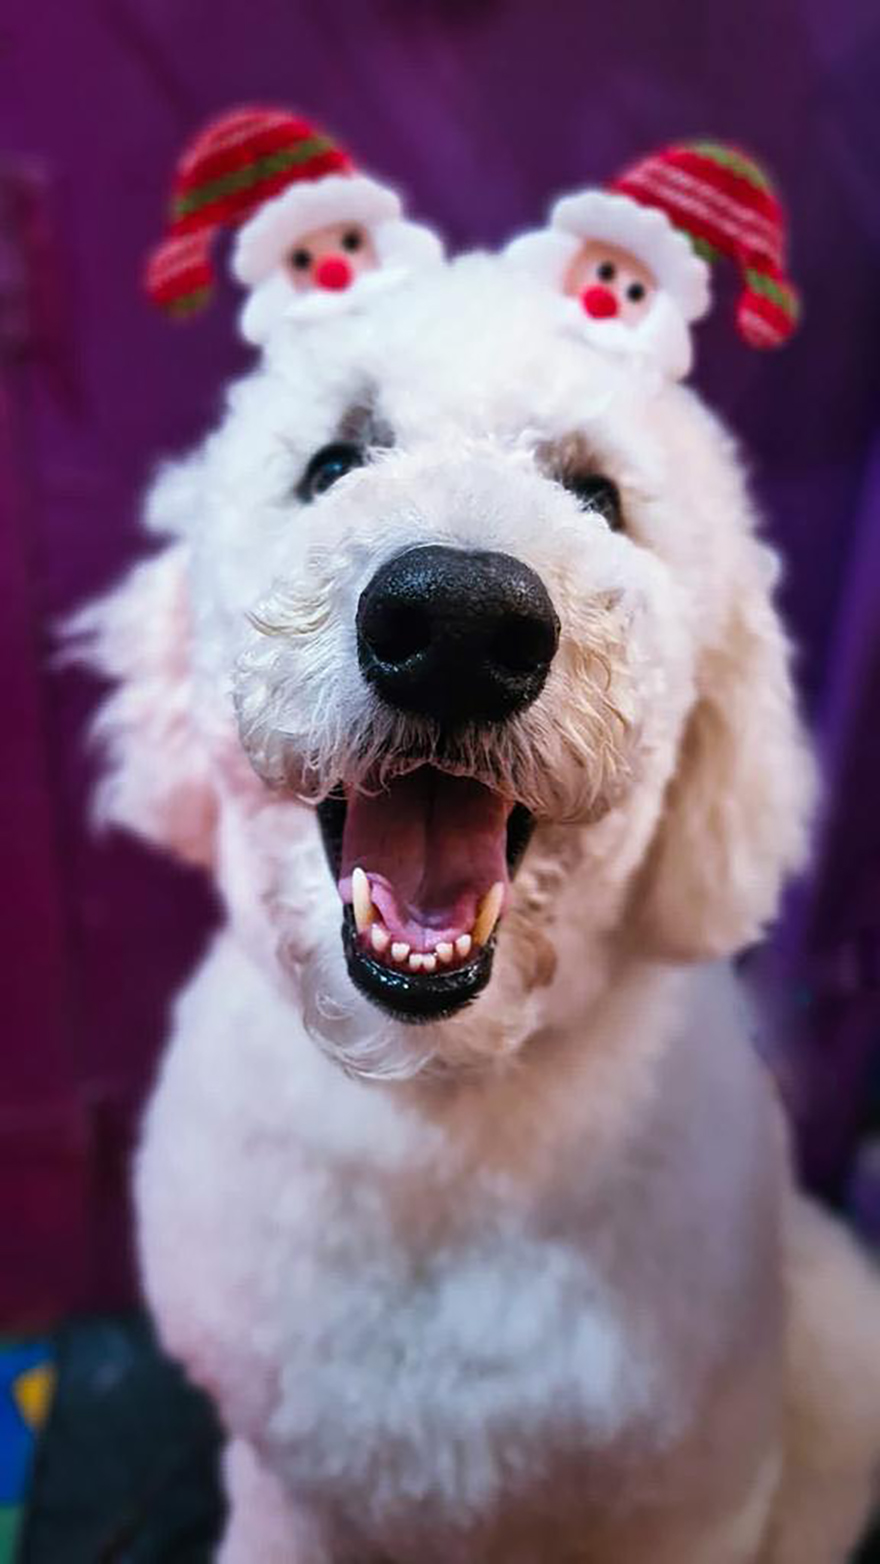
[{"xmin": 72, "ymin": 255, "xmax": 880, "ymax": 1561}]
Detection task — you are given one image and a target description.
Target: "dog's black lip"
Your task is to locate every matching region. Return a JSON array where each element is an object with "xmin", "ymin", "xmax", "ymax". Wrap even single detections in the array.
[
  {"xmin": 342, "ymin": 906, "xmax": 495, "ymax": 1023},
  {"xmin": 317, "ymin": 785, "xmax": 348, "ymax": 881},
  {"xmin": 317, "ymin": 779, "xmax": 534, "ymax": 1025}
]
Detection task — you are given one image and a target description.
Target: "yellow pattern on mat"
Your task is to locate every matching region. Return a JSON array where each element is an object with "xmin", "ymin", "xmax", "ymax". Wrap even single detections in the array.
[{"xmin": 13, "ymin": 1364, "xmax": 56, "ymax": 1431}]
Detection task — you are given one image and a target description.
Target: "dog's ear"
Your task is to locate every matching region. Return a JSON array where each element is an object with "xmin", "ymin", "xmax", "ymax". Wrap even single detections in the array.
[
  {"xmin": 67, "ymin": 539, "xmax": 216, "ymax": 867},
  {"xmin": 634, "ymin": 535, "xmax": 815, "ymax": 960}
]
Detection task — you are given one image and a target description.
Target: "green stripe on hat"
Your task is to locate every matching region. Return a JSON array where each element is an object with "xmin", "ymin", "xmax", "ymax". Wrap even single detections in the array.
[
  {"xmin": 173, "ymin": 136, "xmax": 336, "ymax": 220},
  {"xmin": 689, "ymin": 234, "xmax": 722, "ymax": 263},
  {"xmin": 744, "ymin": 267, "xmax": 799, "ymax": 317},
  {"xmin": 688, "ymin": 141, "xmax": 772, "ymax": 192},
  {"xmin": 165, "ymin": 285, "xmax": 212, "ymax": 316}
]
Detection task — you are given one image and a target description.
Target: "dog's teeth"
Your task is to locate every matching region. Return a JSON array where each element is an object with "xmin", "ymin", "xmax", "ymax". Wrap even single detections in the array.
[
  {"xmin": 455, "ymin": 933, "xmax": 472, "ymax": 959},
  {"xmin": 391, "ymin": 941, "xmax": 410, "ymax": 963},
  {"xmin": 421, "ymin": 954, "xmax": 437, "ymax": 973},
  {"xmin": 408, "ymin": 952, "xmax": 424, "ymax": 972},
  {"xmin": 436, "ymin": 942, "xmax": 454, "ymax": 964},
  {"xmin": 473, "ymin": 881, "xmax": 504, "ymax": 947},
  {"xmin": 370, "ymin": 923, "xmax": 389, "ymax": 954},
  {"xmin": 351, "ymin": 867, "xmax": 374, "ymax": 934}
]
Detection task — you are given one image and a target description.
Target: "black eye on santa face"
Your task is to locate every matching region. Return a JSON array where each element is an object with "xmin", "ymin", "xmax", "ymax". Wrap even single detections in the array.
[
  {"xmin": 597, "ymin": 260, "xmax": 616, "ymax": 283},
  {"xmin": 297, "ymin": 442, "xmax": 366, "ymax": 503},
  {"xmin": 562, "ymin": 473, "xmax": 624, "ymax": 532},
  {"xmin": 627, "ymin": 281, "xmax": 647, "ymax": 303},
  {"xmin": 342, "ymin": 229, "xmax": 363, "ymax": 252},
  {"xmin": 290, "ymin": 247, "xmax": 312, "ymax": 271}
]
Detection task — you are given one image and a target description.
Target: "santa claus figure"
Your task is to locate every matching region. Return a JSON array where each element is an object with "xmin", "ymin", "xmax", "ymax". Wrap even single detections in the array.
[
  {"xmin": 506, "ymin": 141, "xmax": 800, "ymax": 380},
  {"xmin": 145, "ymin": 106, "xmax": 444, "ymax": 345}
]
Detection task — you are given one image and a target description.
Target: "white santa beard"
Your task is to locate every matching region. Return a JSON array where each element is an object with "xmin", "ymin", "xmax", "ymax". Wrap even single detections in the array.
[
  {"xmin": 239, "ymin": 272, "xmax": 296, "ymax": 346},
  {"xmin": 238, "ymin": 266, "xmax": 403, "ymax": 344},
  {"xmin": 562, "ymin": 289, "xmax": 695, "ymax": 381}
]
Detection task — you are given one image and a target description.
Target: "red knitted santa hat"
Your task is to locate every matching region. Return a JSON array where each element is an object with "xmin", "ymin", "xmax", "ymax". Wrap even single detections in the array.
[
  {"xmin": 145, "ymin": 106, "xmax": 357, "ymax": 316},
  {"xmin": 612, "ymin": 141, "xmax": 800, "ymax": 349}
]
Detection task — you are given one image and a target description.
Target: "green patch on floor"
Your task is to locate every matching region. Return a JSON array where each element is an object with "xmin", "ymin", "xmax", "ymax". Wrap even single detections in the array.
[{"xmin": 0, "ymin": 1508, "xmax": 21, "ymax": 1564}]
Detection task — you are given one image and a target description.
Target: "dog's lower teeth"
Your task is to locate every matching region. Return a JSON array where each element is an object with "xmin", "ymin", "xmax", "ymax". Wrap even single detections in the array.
[{"xmin": 351, "ymin": 878, "xmax": 503, "ymax": 974}]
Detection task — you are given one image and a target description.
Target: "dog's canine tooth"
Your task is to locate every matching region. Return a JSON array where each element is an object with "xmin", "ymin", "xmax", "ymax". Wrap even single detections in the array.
[
  {"xmin": 421, "ymin": 954, "xmax": 437, "ymax": 973},
  {"xmin": 436, "ymin": 942, "xmax": 454, "ymax": 964},
  {"xmin": 408, "ymin": 952, "xmax": 424, "ymax": 972},
  {"xmin": 473, "ymin": 881, "xmax": 504, "ymax": 947},
  {"xmin": 391, "ymin": 941, "xmax": 410, "ymax": 963},
  {"xmin": 455, "ymin": 933, "xmax": 472, "ymax": 959},
  {"xmin": 351, "ymin": 867, "xmax": 375, "ymax": 934},
  {"xmin": 370, "ymin": 923, "xmax": 390, "ymax": 954}
]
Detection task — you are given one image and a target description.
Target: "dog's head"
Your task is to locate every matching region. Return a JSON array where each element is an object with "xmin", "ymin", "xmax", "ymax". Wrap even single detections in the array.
[{"xmin": 74, "ymin": 255, "xmax": 813, "ymax": 1077}]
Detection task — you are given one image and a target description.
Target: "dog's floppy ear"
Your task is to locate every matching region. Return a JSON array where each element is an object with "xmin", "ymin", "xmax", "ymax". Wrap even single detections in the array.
[
  {"xmin": 634, "ymin": 534, "xmax": 815, "ymax": 960},
  {"xmin": 67, "ymin": 538, "xmax": 216, "ymax": 867}
]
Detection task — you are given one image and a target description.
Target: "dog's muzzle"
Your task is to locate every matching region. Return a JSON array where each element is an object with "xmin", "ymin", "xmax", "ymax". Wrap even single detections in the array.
[
  {"xmin": 314, "ymin": 546, "xmax": 558, "ymax": 1024},
  {"xmin": 356, "ymin": 544, "xmax": 560, "ymax": 725}
]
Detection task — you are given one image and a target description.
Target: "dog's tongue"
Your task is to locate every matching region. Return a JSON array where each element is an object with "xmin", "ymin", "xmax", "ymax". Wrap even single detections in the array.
[{"xmin": 339, "ymin": 770, "xmax": 511, "ymax": 950}]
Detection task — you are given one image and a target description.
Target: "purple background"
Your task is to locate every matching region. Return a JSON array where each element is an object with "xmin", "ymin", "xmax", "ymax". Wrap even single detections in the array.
[{"xmin": 2, "ymin": 0, "xmax": 880, "ymax": 1322}]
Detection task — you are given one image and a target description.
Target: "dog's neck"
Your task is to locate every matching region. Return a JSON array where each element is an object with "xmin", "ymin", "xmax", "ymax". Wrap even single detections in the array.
[
  {"xmin": 286, "ymin": 925, "xmax": 690, "ymax": 1183},
  {"xmin": 394, "ymin": 954, "xmax": 685, "ymax": 1151}
]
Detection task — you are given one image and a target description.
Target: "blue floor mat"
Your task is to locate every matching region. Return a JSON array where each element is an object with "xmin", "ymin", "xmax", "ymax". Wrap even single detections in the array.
[{"xmin": 19, "ymin": 1315, "xmax": 223, "ymax": 1563}]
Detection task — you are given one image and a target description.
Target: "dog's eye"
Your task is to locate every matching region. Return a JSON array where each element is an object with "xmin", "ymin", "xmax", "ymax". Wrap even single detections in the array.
[
  {"xmin": 563, "ymin": 474, "xmax": 623, "ymax": 531},
  {"xmin": 297, "ymin": 442, "xmax": 366, "ymax": 503}
]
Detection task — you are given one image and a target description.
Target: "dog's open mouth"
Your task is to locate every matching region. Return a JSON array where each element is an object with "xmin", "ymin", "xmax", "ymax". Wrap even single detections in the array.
[{"xmin": 317, "ymin": 768, "xmax": 534, "ymax": 1022}]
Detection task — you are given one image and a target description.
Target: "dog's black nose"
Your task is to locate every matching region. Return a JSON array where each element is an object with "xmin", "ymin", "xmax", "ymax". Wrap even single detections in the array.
[{"xmin": 356, "ymin": 545, "xmax": 560, "ymax": 724}]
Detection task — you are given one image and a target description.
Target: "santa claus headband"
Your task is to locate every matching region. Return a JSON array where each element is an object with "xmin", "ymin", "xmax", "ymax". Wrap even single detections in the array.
[
  {"xmin": 145, "ymin": 117, "xmax": 800, "ymax": 360},
  {"xmin": 508, "ymin": 139, "xmax": 800, "ymax": 351},
  {"xmin": 145, "ymin": 105, "xmax": 403, "ymax": 316}
]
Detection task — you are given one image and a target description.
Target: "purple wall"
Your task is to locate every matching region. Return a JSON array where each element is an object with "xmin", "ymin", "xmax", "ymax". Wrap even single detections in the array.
[{"xmin": 2, "ymin": 0, "xmax": 880, "ymax": 1322}]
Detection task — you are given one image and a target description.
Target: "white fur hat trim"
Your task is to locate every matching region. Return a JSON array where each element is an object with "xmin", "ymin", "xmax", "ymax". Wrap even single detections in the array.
[
  {"xmin": 233, "ymin": 175, "xmax": 402, "ymax": 286},
  {"xmin": 373, "ymin": 218, "xmax": 444, "ymax": 270},
  {"xmin": 504, "ymin": 228, "xmax": 581, "ymax": 284}
]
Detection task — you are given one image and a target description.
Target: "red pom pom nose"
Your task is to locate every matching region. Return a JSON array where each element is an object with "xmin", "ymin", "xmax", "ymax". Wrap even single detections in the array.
[
  {"xmin": 581, "ymin": 285, "xmax": 618, "ymax": 319},
  {"xmin": 314, "ymin": 254, "xmax": 353, "ymax": 291}
]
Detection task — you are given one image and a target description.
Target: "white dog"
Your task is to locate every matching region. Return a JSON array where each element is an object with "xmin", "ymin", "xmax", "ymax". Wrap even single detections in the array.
[{"xmin": 72, "ymin": 254, "xmax": 880, "ymax": 1562}]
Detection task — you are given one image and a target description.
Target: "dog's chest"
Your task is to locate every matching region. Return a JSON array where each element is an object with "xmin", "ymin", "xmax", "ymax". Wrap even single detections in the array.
[
  {"xmin": 254, "ymin": 1122, "xmax": 666, "ymax": 1532},
  {"xmin": 142, "ymin": 949, "xmax": 782, "ymax": 1558}
]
